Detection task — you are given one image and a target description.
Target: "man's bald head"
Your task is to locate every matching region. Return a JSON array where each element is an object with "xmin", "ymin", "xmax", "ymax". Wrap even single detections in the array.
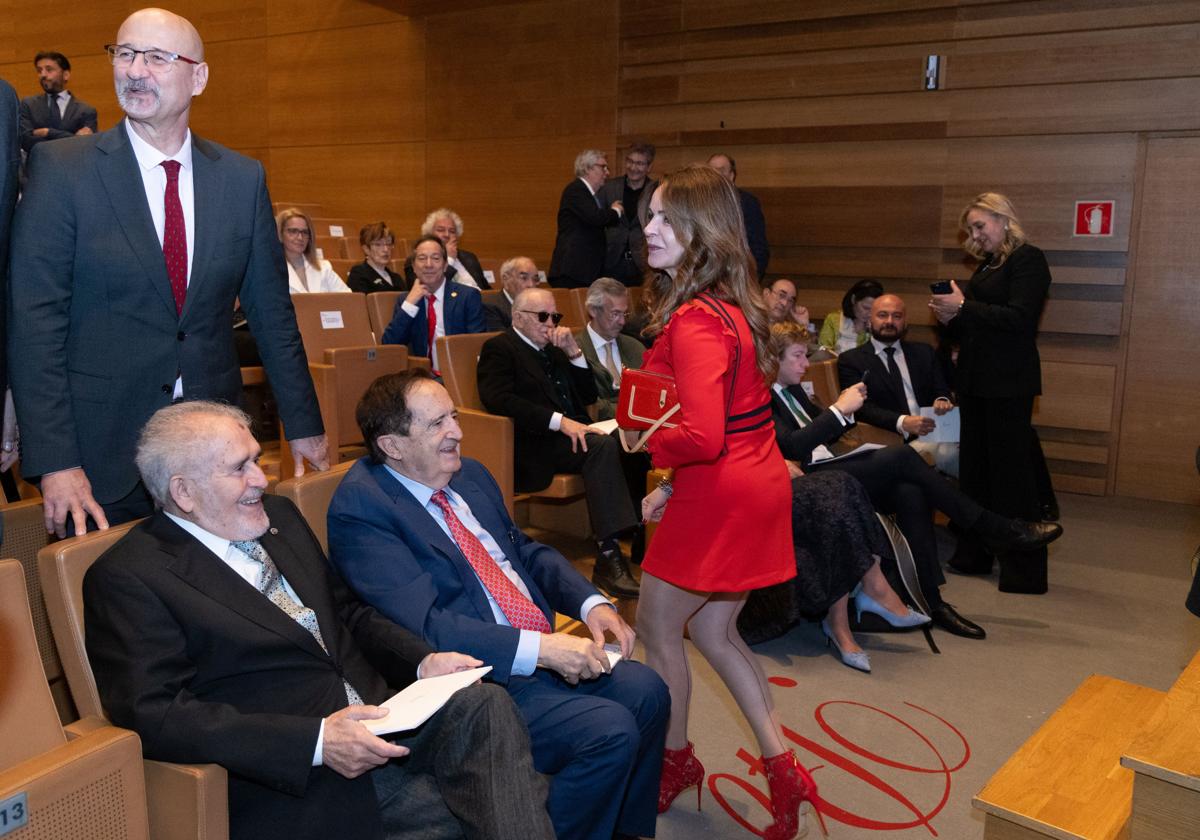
[
  {"xmin": 869, "ymin": 293, "xmax": 908, "ymax": 343},
  {"xmin": 117, "ymin": 8, "xmax": 205, "ymax": 61}
]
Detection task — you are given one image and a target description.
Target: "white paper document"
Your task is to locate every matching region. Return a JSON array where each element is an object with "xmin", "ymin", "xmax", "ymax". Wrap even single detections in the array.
[
  {"xmin": 918, "ymin": 406, "xmax": 960, "ymax": 443},
  {"xmin": 588, "ymin": 419, "xmax": 621, "ymax": 435},
  {"xmin": 603, "ymin": 644, "xmax": 624, "ymax": 669},
  {"xmin": 365, "ymin": 666, "xmax": 493, "ymax": 735},
  {"xmin": 811, "ymin": 442, "xmax": 886, "ymax": 465}
]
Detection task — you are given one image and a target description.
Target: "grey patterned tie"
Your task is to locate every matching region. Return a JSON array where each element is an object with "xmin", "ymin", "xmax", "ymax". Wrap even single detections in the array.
[{"xmin": 232, "ymin": 539, "xmax": 363, "ymax": 706}]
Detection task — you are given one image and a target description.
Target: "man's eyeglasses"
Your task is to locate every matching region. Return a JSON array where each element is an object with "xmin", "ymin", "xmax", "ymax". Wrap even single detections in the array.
[
  {"xmin": 518, "ymin": 310, "xmax": 564, "ymax": 325},
  {"xmin": 105, "ymin": 44, "xmax": 200, "ymax": 70}
]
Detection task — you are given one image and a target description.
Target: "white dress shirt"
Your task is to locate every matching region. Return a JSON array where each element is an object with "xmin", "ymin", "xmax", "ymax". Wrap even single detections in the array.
[
  {"xmin": 386, "ymin": 466, "xmax": 609, "ymax": 677},
  {"xmin": 400, "ymin": 280, "xmax": 451, "ymax": 369},
  {"xmin": 869, "ymin": 337, "xmax": 921, "ymax": 433},
  {"xmin": 586, "ymin": 324, "xmax": 625, "ymax": 382}
]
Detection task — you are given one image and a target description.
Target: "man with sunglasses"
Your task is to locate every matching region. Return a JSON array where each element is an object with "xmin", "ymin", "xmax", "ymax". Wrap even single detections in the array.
[
  {"xmin": 477, "ymin": 287, "xmax": 643, "ymax": 598},
  {"xmin": 9, "ymin": 8, "xmax": 327, "ymax": 538}
]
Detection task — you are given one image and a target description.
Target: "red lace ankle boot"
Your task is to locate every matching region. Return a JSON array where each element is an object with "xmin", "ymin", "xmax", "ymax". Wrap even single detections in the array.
[
  {"xmin": 658, "ymin": 741, "xmax": 705, "ymax": 813},
  {"xmin": 762, "ymin": 750, "xmax": 828, "ymax": 839}
]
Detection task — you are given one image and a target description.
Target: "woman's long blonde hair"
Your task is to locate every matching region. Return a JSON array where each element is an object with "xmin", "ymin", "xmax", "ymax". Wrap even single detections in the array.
[
  {"xmin": 959, "ymin": 191, "xmax": 1026, "ymax": 266},
  {"xmin": 643, "ymin": 165, "xmax": 773, "ymax": 378}
]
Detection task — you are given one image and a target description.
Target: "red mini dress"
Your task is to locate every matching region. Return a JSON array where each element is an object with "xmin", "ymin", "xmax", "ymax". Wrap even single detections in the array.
[{"xmin": 640, "ymin": 297, "xmax": 794, "ymax": 592}]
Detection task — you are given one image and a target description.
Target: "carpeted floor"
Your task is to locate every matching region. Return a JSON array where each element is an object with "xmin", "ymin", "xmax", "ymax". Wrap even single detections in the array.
[{"xmin": 552, "ymin": 491, "xmax": 1200, "ymax": 839}]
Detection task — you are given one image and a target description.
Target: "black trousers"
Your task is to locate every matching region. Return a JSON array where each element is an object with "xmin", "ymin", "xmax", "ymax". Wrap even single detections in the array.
[
  {"xmin": 812, "ymin": 444, "xmax": 985, "ymax": 606},
  {"xmin": 542, "ymin": 430, "xmax": 640, "ymax": 541},
  {"xmin": 958, "ymin": 393, "xmax": 1047, "ymax": 593}
]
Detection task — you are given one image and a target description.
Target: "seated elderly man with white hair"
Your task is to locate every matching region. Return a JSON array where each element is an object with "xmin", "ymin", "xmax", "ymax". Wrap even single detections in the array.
[{"xmin": 405, "ymin": 207, "xmax": 490, "ymax": 289}]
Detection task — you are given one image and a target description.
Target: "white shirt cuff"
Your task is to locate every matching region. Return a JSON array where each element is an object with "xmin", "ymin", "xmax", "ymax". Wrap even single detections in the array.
[
  {"xmin": 895, "ymin": 416, "xmax": 908, "ymax": 434},
  {"xmin": 569, "ymin": 354, "xmax": 588, "ymax": 368},
  {"xmin": 829, "ymin": 406, "xmax": 851, "ymax": 426},
  {"xmin": 580, "ymin": 596, "xmax": 613, "ymax": 622},
  {"xmin": 511, "ymin": 629, "xmax": 542, "ymax": 676},
  {"xmin": 313, "ymin": 719, "xmax": 325, "ymax": 766},
  {"xmin": 401, "ymin": 300, "xmax": 419, "ymax": 317},
  {"xmin": 549, "ymin": 411, "xmax": 563, "ymax": 431}
]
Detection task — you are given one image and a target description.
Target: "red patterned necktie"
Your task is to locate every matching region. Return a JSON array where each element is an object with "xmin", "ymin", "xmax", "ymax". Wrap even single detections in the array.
[
  {"xmin": 430, "ymin": 490, "xmax": 551, "ymax": 633},
  {"xmin": 161, "ymin": 160, "xmax": 187, "ymax": 315},
  {"xmin": 426, "ymin": 293, "xmax": 440, "ymax": 374}
]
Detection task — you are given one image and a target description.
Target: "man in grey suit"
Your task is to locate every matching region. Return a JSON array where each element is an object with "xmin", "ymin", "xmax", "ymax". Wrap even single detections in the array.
[
  {"xmin": 9, "ymin": 8, "xmax": 328, "ymax": 538},
  {"xmin": 18, "ymin": 51, "xmax": 99, "ymax": 152}
]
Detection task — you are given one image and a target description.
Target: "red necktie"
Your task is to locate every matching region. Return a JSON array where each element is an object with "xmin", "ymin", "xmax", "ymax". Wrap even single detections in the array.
[
  {"xmin": 430, "ymin": 490, "xmax": 551, "ymax": 633},
  {"xmin": 426, "ymin": 293, "xmax": 440, "ymax": 374},
  {"xmin": 161, "ymin": 160, "xmax": 187, "ymax": 315}
]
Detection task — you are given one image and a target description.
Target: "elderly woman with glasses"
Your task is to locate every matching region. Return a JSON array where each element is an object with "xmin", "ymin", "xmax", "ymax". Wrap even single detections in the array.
[
  {"xmin": 275, "ymin": 207, "xmax": 350, "ymax": 294},
  {"xmin": 347, "ymin": 221, "xmax": 405, "ymax": 293}
]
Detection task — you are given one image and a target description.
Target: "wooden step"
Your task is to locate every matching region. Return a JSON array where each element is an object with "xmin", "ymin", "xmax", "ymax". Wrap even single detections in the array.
[
  {"xmin": 974, "ymin": 674, "xmax": 1166, "ymax": 840},
  {"xmin": 1120, "ymin": 650, "xmax": 1200, "ymax": 839}
]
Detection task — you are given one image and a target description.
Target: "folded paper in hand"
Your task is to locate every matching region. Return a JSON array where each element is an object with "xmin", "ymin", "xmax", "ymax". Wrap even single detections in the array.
[{"xmin": 365, "ymin": 666, "xmax": 493, "ymax": 735}]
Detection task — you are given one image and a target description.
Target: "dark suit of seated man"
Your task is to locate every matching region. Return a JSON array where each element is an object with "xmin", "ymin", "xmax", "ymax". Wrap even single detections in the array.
[
  {"xmin": 837, "ymin": 294, "xmax": 958, "ymax": 476},
  {"xmin": 327, "ymin": 371, "xmax": 669, "ymax": 840},
  {"xmin": 476, "ymin": 286, "xmax": 643, "ymax": 597},
  {"xmin": 381, "ymin": 235, "xmax": 485, "ymax": 375},
  {"xmin": 84, "ymin": 400, "xmax": 554, "ymax": 840},
  {"xmin": 767, "ymin": 323, "xmax": 1061, "ymax": 640}
]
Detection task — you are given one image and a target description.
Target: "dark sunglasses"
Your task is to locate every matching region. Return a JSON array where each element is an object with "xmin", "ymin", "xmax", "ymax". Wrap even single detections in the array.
[{"xmin": 518, "ymin": 310, "xmax": 564, "ymax": 325}]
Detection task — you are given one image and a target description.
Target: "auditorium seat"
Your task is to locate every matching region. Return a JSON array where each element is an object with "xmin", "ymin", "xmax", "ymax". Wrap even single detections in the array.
[
  {"xmin": 0, "ymin": 499, "xmax": 68, "ymax": 721},
  {"xmin": 272, "ymin": 200, "xmax": 323, "ymax": 218},
  {"xmin": 0, "ymin": 558, "xmax": 152, "ymax": 839},
  {"xmin": 365, "ymin": 291, "xmax": 403, "ymax": 341},
  {"xmin": 309, "ymin": 217, "xmax": 358, "ymax": 241},
  {"xmin": 567, "ymin": 288, "xmax": 591, "ymax": 329},
  {"xmin": 274, "ymin": 461, "xmax": 354, "ymax": 553},
  {"xmin": 37, "ymin": 526, "xmax": 230, "ymax": 840},
  {"xmin": 285, "ymin": 293, "xmax": 423, "ymax": 477},
  {"xmin": 551, "ymin": 288, "xmax": 585, "ymax": 330}
]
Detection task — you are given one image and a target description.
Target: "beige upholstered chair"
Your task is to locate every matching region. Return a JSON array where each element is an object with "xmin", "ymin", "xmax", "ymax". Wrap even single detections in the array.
[{"xmin": 0, "ymin": 558, "xmax": 151, "ymax": 838}]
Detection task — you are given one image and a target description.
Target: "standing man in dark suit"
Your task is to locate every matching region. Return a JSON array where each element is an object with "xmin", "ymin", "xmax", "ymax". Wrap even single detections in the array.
[
  {"xmin": 0, "ymin": 78, "xmax": 20, "ymax": 519},
  {"xmin": 404, "ymin": 208, "xmax": 490, "ymax": 290},
  {"xmin": 327, "ymin": 371, "xmax": 668, "ymax": 840},
  {"xmin": 381, "ymin": 235, "xmax": 485, "ymax": 374},
  {"xmin": 708, "ymin": 153, "xmax": 769, "ymax": 280},
  {"xmin": 482, "ymin": 255, "xmax": 539, "ymax": 332},
  {"xmin": 838, "ymin": 294, "xmax": 959, "ymax": 475},
  {"xmin": 549, "ymin": 149, "xmax": 624, "ymax": 288},
  {"xmin": 9, "ymin": 8, "xmax": 328, "ymax": 538},
  {"xmin": 86, "ymin": 401, "xmax": 554, "ymax": 840},
  {"xmin": 477, "ymin": 287, "xmax": 641, "ymax": 597},
  {"xmin": 18, "ymin": 51, "xmax": 99, "ymax": 153},
  {"xmin": 596, "ymin": 143, "xmax": 656, "ymax": 286}
]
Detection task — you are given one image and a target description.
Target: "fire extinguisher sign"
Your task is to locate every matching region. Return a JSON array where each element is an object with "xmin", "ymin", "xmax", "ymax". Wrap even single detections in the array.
[{"xmin": 1074, "ymin": 200, "xmax": 1114, "ymax": 237}]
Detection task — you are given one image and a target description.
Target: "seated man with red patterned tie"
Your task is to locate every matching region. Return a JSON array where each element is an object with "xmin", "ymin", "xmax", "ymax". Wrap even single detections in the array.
[
  {"xmin": 328, "ymin": 369, "xmax": 669, "ymax": 840},
  {"xmin": 84, "ymin": 400, "xmax": 555, "ymax": 840},
  {"xmin": 380, "ymin": 235, "xmax": 485, "ymax": 375}
]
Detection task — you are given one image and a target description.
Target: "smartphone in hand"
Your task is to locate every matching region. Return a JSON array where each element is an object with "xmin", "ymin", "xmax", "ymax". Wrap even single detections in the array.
[{"xmin": 929, "ymin": 280, "xmax": 953, "ymax": 295}]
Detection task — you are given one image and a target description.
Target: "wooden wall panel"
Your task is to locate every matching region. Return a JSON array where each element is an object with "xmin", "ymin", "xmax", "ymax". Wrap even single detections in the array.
[
  {"xmin": 1116, "ymin": 136, "xmax": 1200, "ymax": 504},
  {"xmin": 190, "ymin": 38, "xmax": 268, "ymax": 152},
  {"xmin": 953, "ymin": 0, "xmax": 1200, "ymax": 39},
  {"xmin": 1033, "ymin": 362, "xmax": 1115, "ymax": 432}
]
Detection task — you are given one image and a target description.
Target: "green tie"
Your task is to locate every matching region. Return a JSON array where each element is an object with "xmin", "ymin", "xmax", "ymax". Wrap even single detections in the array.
[{"xmin": 781, "ymin": 387, "xmax": 811, "ymax": 427}]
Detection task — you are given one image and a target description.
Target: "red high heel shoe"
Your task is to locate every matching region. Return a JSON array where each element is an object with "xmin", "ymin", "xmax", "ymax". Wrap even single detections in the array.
[
  {"xmin": 762, "ymin": 750, "xmax": 828, "ymax": 839},
  {"xmin": 658, "ymin": 741, "xmax": 705, "ymax": 813}
]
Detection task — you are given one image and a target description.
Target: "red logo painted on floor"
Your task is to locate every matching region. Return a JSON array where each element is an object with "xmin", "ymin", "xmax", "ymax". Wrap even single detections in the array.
[{"xmin": 707, "ymin": 677, "xmax": 970, "ymax": 836}]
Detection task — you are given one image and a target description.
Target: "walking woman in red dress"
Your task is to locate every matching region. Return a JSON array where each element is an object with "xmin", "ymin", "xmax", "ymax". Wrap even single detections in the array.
[{"xmin": 632, "ymin": 165, "xmax": 822, "ymax": 839}]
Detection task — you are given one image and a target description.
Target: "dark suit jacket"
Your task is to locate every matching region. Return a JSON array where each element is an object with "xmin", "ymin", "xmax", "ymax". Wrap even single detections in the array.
[
  {"xmin": 346, "ymin": 260, "xmax": 405, "ymax": 294},
  {"xmin": 952, "ymin": 243, "xmax": 1049, "ymax": 399},
  {"xmin": 837, "ymin": 340, "xmax": 952, "ymax": 434},
  {"xmin": 770, "ymin": 385, "xmax": 854, "ymax": 469},
  {"xmin": 84, "ymin": 496, "xmax": 433, "ymax": 840},
  {"xmin": 597, "ymin": 176, "xmax": 655, "ymax": 285},
  {"xmin": 328, "ymin": 457, "xmax": 598, "ymax": 684},
  {"xmin": 404, "ymin": 248, "xmax": 489, "ymax": 289},
  {"xmin": 8, "ymin": 122, "xmax": 322, "ymax": 503},
  {"xmin": 739, "ymin": 188, "xmax": 770, "ymax": 280},
  {"xmin": 548, "ymin": 178, "xmax": 619, "ymax": 288},
  {"xmin": 18, "ymin": 92, "xmax": 98, "ymax": 152},
  {"xmin": 576, "ymin": 327, "xmax": 645, "ymax": 421},
  {"xmin": 476, "ymin": 329, "xmax": 598, "ymax": 492},
  {"xmin": 482, "ymin": 291, "xmax": 513, "ymax": 332},
  {"xmin": 0, "ymin": 79, "xmax": 18, "ymax": 399},
  {"xmin": 379, "ymin": 282, "xmax": 485, "ymax": 356}
]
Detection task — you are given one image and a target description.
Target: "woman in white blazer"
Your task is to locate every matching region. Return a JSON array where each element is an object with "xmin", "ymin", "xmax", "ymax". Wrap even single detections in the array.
[{"xmin": 276, "ymin": 207, "xmax": 351, "ymax": 294}]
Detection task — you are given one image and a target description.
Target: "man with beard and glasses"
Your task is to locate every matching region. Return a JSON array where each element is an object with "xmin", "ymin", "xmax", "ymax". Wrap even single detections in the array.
[
  {"xmin": 18, "ymin": 51, "xmax": 99, "ymax": 153},
  {"xmin": 837, "ymin": 293, "xmax": 959, "ymax": 476},
  {"xmin": 9, "ymin": 8, "xmax": 327, "ymax": 538}
]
